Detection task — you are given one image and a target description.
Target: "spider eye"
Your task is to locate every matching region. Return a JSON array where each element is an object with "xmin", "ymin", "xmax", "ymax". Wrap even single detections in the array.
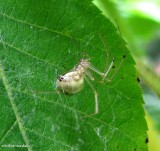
[{"xmin": 58, "ymin": 76, "xmax": 64, "ymax": 82}]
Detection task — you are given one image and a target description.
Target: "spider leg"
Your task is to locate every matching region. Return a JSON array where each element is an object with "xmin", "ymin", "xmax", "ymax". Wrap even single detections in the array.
[
  {"xmin": 109, "ymin": 57, "xmax": 125, "ymax": 81},
  {"xmin": 88, "ymin": 57, "xmax": 114, "ymax": 82},
  {"xmin": 88, "ymin": 63, "xmax": 104, "ymax": 76},
  {"xmin": 85, "ymin": 70, "xmax": 94, "ymax": 81},
  {"xmin": 83, "ymin": 76, "xmax": 98, "ymax": 117},
  {"xmin": 102, "ymin": 57, "xmax": 114, "ymax": 81},
  {"xmin": 31, "ymin": 90, "xmax": 59, "ymax": 95},
  {"xmin": 105, "ymin": 20, "xmax": 126, "ymax": 81}
]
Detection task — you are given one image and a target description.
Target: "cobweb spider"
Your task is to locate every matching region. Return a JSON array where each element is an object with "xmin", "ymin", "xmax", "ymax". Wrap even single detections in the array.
[{"xmin": 56, "ymin": 57, "xmax": 115, "ymax": 116}]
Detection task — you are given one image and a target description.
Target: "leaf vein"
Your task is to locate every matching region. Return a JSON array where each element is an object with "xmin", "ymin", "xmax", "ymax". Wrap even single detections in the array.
[
  {"xmin": 25, "ymin": 127, "xmax": 78, "ymax": 150},
  {"xmin": 0, "ymin": 11, "xmax": 83, "ymax": 41},
  {"xmin": 0, "ymin": 120, "xmax": 17, "ymax": 143},
  {"xmin": 0, "ymin": 64, "xmax": 33, "ymax": 151},
  {"xmin": 0, "ymin": 40, "xmax": 60, "ymax": 69},
  {"xmin": 13, "ymin": 88, "xmax": 138, "ymax": 146}
]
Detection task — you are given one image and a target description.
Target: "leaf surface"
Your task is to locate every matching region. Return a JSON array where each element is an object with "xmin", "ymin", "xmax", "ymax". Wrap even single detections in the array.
[{"xmin": 0, "ymin": 0, "xmax": 148, "ymax": 150}]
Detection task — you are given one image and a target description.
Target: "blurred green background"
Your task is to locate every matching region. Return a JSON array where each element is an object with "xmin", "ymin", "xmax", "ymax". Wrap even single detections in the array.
[{"xmin": 94, "ymin": 0, "xmax": 160, "ymax": 150}]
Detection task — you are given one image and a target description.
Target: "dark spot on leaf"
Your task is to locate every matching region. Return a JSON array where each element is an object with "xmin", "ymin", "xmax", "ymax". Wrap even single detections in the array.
[
  {"xmin": 112, "ymin": 65, "xmax": 115, "ymax": 69},
  {"xmin": 123, "ymin": 55, "xmax": 126, "ymax": 58},
  {"xmin": 117, "ymin": 145, "xmax": 119, "ymax": 149},
  {"xmin": 137, "ymin": 77, "xmax": 140, "ymax": 83},
  {"xmin": 121, "ymin": 77, "xmax": 124, "ymax": 80},
  {"xmin": 145, "ymin": 138, "xmax": 149, "ymax": 143},
  {"xmin": 134, "ymin": 148, "xmax": 136, "ymax": 151}
]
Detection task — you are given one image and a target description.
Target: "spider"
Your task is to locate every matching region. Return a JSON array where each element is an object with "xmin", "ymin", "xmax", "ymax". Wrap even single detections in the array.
[
  {"xmin": 56, "ymin": 57, "xmax": 115, "ymax": 116},
  {"xmin": 56, "ymin": 29, "xmax": 126, "ymax": 116}
]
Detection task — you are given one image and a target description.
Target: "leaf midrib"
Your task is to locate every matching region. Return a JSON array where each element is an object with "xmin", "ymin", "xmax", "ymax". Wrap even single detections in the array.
[{"xmin": 0, "ymin": 64, "xmax": 32, "ymax": 151}]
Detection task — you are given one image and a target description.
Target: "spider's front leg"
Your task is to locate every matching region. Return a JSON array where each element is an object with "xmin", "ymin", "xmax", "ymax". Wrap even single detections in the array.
[
  {"xmin": 88, "ymin": 57, "xmax": 115, "ymax": 83},
  {"xmin": 101, "ymin": 57, "xmax": 115, "ymax": 82}
]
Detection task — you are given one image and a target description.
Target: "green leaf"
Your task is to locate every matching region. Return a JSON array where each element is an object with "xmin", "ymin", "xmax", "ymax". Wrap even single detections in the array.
[{"xmin": 0, "ymin": 0, "xmax": 148, "ymax": 150}]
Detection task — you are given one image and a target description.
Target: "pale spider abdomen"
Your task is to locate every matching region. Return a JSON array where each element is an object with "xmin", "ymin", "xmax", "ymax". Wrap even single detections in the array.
[
  {"xmin": 56, "ymin": 59, "xmax": 90, "ymax": 94},
  {"xmin": 56, "ymin": 71, "xmax": 84, "ymax": 94}
]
